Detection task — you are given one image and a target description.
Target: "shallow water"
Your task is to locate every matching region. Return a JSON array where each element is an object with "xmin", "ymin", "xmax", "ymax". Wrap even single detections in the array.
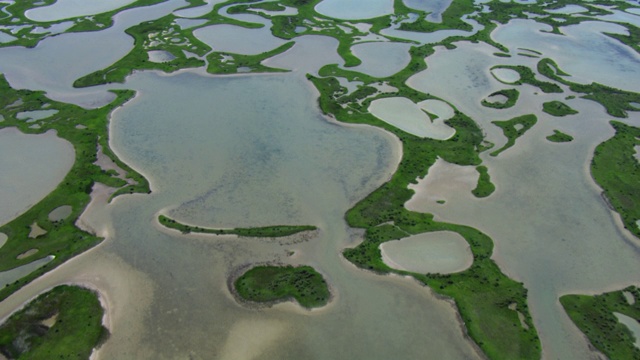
[
  {"xmin": 404, "ymin": 37, "xmax": 640, "ymax": 358},
  {"xmin": 491, "ymin": 67, "xmax": 520, "ymax": 83},
  {"xmin": 0, "ymin": 0, "xmax": 188, "ymax": 107},
  {"xmin": 614, "ymin": 312, "xmax": 640, "ymax": 349},
  {"xmin": 380, "ymin": 231, "xmax": 473, "ymax": 274},
  {"xmin": 147, "ymin": 50, "xmax": 176, "ymax": 63},
  {"xmin": 0, "ymin": 256, "xmax": 53, "ymax": 289},
  {"xmin": 492, "ymin": 19, "xmax": 640, "ymax": 92},
  {"xmin": 262, "ymin": 35, "xmax": 342, "ymax": 74},
  {"xmin": 48, "ymin": 205, "xmax": 72, "ymax": 221},
  {"xmin": 193, "ymin": 24, "xmax": 286, "ymax": 55},
  {"xmin": 315, "ymin": 0, "xmax": 394, "ymax": 20},
  {"xmin": 369, "ymin": 97, "xmax": 455, "ymax": 139},
  {"xmin": 25, "ymin": 0, "xmax": 136, "ymax": 22},
  {"xmin": 15, "ymin": 109, "xmax": 58, "ymax": 121},
  {"xmin": 0, "ymin": 128, "xmax": 74, "ymax": 227},
  {"xmin": 403, "ymin": 0, "xmax": 453, "ymax": 22},
  {"xmin": 86, "ymin": 69, "xmax": 482, "ymax": 359},
  {"xmin": 348, "ymin": 42, "xmax": 411, "ymax": 78}
]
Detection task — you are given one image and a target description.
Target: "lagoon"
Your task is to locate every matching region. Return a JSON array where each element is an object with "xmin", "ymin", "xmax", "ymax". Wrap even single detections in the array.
[
  {"xmin": 0, "ymin": 128, "xmax": 74, "ymax": 227},
  {"xmin": 380, "ymin": 232, "xmax": 473, "ymax": 274}
]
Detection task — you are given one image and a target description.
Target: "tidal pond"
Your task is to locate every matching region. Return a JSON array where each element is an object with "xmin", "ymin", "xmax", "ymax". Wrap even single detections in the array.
[
  {"xmin": 0, "ymin": 128, "xmax": 74, "ymax": 227},
  {"xmin": 380, "ymin": 232, "xmax": 473, "ymax": 274},
  {"xmin": 25, "ymin": 0, "xmax": 136, "ymax": 22},
  {"xmin": 314, "ymin": 0, "xmax": 394, "ymax": 20},
  {"xmin": 193, "ymin": 24, "xmax": 286, "ymax": 55},
  {"xmin": 348, "ymin": 42, "xmax": 411, "ymax": 78},
  {"xmin": 368, "ymin": 97, "xmax": 455, "ymax": 139}
]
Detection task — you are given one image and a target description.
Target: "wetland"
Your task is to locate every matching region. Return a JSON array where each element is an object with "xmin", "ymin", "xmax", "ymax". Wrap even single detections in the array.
[{"xmin": 0, "ymin": 0, "xmax": 639, "ymax": 359}]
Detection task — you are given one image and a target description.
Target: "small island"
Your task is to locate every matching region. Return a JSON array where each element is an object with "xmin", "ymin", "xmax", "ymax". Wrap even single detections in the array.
[
  {"xmin": 546, "ymin": 130, "xmax": 574, "ymax": 143},
  {"xmin": 0, "ymin": 285, "xmax": 108, "ymax": 359},
  {"xmin": 234, "ymin": 265, "xmax": 330, "ymax": 309},
  {"xmin": 542, "ymin": 100, "xmax": 578, "ymax": 117},
  {"xmin": 490, "ymin": 114, "xmax": 537, "ymax": 157},
  {"xmin": 158, "ymin": 215, "xmax": 316, "ymax": 238}
]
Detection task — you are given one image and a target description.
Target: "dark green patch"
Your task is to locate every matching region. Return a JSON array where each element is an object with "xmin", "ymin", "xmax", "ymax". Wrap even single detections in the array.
[
  {"xmin": 159, "ymin": 215, "xmax": 316, "ymax": 237},
  {"xmin": 473, "ymin": 165, "xmax": 495, "ymax": 198},
  {"xmin": 542, "ymin": 101, "xmax": 578, "ymax": 117},
  {"xmin": 591, "ymin": 121, "xmax": 640, "ymax": 240},
  {"xmin": 546, "ymin": 130, "xmax": 573, "ymax": 143},
  {"xmin": 0, "ymin": 285, "xmax": 108, "ymax": 359},
  {"xmin": 490, "ymin": 114, "xmax": 537, "ymax": 157},
  {"xmin": 481, "ymin": 89, "xmax": 519, "ymax": 109},
  {"xmin": 234, "ymin": 265, "xmax": 330, "ymax": 308}
]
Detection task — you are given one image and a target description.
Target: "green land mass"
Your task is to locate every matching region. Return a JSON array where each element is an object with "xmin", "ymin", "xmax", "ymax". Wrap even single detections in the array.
[
  {"xmin": 591, "ymin": 121, "xmax": 640, "ymax": 239},
  {"xmin": 560, "ymin": 286, "xmax": 640, "ymax": 360},
  {"xmin": 473, "ymin": 165, "xmax": 496, "ymax": 198},
  {"xmin": 0, "ymin": 75, "xmax": 149, "ymax": 302},
  {"xmin": 159, "ymin": 215, "xmax": 317, "ymax": 238},
  {"xmin": 309, "ymin": 51, "xmax": 541, "ymax": 356},
  {"xmin": 481, "ymin": 89, "xmax": 520, "ymax": 109},
  {"xmin": 538, "ymin": 58, "xmax": 640, "ymax": 118},
  {"xmin": 0, "ymin": 285, "xmax": 108, "ymax": 359},
  {"xmin": 491, "ymin": 65, "xmax": 562, "ymax": 94},
  {"xmin": 490, "ymin": 114, "xmax": 537, "ymax": 157},
  {"xmin": 546, "ymin": 130, "xmax": 574, "ymax": 143},
  {"xmin": 542, "ymin": 100, "xmax": 579, "ymax": 117},
  {"xmin": 234, "ymin": 265, "xmax": 330, "ymax": 308}
]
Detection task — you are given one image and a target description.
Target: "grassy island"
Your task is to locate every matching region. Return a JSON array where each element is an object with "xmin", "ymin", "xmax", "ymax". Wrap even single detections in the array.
[
  {"xmin": 0, "ymin": 285, "xmax": 108, "ymax": 359},
  {"xmin": 542, "ymin": 101, "xmax": 578, "ymax": 117},
  {"xmin": 560, "ymin": 286, "xmax": 640, "ymax": 360},
  {"xmin": 473, "ymin": 165, "xmax": 496, "ymax": 198},
  {"xmin": 490, "ymin": 114, "xmax": 537, "ymax": 157},
  {"xmin": 546, "ymin": 130, "xmax": 573, "ymax": 143},
  {"xmin": 591, "ymin": 121, "xmax": 640, "ymax": 239},
  {"xmin": 0, "ymin": 76, "xmax": 149, "ymax": 302},
  {"xmin": 481, "ymin": 89, "xmax": 519, "ymax": 109},
  {"xmin": 159, "ymin": 215, "xmax": 316, "ymax": 238},
  {"xmin": 234, "ymin": 265, "xmax": 330, "ymax": 308}
]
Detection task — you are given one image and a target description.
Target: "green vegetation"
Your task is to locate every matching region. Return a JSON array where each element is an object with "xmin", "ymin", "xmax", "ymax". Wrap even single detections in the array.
[
  {"xmin": 546, "ymin": 130, "xmax": 573, "ymax": 143},
  {"xmin": 0, "ymin": 75, "xmax": 149, "ymax": 302},
  {"xmin": 234, "ymin": 265, "xmax": 330, "ymax": 308},
  {"xmin": 159, "ymin": 215, "xmax": 316, "ymax": 237},
  {"xmin": 481, "ymin": 89, "xmax": 519, "ymax": 109},
  {"xmin": 310, "ymin": 53, "xmax": 540, "ymax": 356},
  {"xmin": 542, "ymin": 101, "xmax": 578, "ymax": 117},
  {"xmin": 0, "ymin": 0, "xmax": 165, "ymax": 48},
  {"xmin": 538, "ymin": 58, "xmax": 640, "ymax": 118},
  {"xmin": 473, "ymin": 165, "xmax": 495, "ymax": 198},
  {"xmin": 490, "ymin": 114, "xmax": 537, "ymax": 157},
  {"xmin": 74, "ymin": 15, "xmax": 210, "ymax": 87},
  {"xmin": 491, "ymin": 65, "xmax": 562, "ymax": 93},
  {"xmin": 206, "ymin": 41, "xmax": 294, "ymax": 74},
  {"xmin": 561, "ymin": 286, "xmax": 640, "ymax": 360},
  {"xmin": 0, "ymin": 285, "xmax": 108, "ymax": 359},
  {"xmin": 591, "ymin": 121, "xmax": 640, "ymax": 239}
]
